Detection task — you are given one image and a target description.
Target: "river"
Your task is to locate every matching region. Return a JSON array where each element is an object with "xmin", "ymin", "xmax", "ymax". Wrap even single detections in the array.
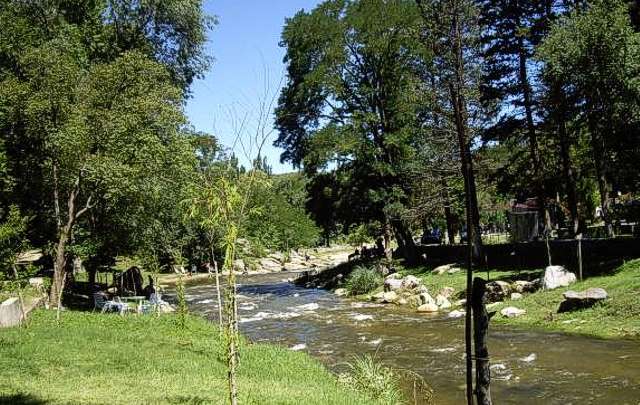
[{"xmin": 181, "ymin": 272, "xmax": 640, "ymax": 404}]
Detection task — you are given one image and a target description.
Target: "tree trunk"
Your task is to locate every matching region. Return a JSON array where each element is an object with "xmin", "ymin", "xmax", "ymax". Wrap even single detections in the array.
[
  {"xmin": 556, "ymin": 104, "xmax": 579, "ymax": 236},
  {"xmin": 384, "ymin": 218, "xmax": 393, "ymax": 260},
  {"xmin": 590, "ymin": 124, "xmax": 614, "ymax": 237},
  {"xmin": 472, "ymin": 277, "xmax": 492, "ymax": 405},
  {"xmin": 392, "ymin": 220, "xmax": 418, "ymax": 265},
  {"xmin": 517, "ymin": 26, "xmax": 549, "ymax": 234},
  {"xmin": 442, "ymin": 179, "xmax": 456, "ymax": 245}
]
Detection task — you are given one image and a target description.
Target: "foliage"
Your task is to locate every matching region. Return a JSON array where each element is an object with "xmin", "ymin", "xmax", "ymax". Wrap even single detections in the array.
[
  {"xmin": 339, "ymin": 354, "xmax": 405, "ymax": 405},
  {"xmin": 0, "ymin": 206, "xmax": 29, "ymax": 278},
  {"xmin": 345, "ymin": 265, "xmax": 383, "ymax": 295},
  {"xmin": 176, "ymin": 275, "xmax": 188, "ymax": 330}
]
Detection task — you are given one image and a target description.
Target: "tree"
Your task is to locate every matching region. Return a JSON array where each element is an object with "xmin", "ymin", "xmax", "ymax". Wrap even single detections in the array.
[
  {"xmin": 275, "ymin": 0, "xmax": 428, "ymax": 264},
  {"xmin": 539, "ymin": 0, "xmax": 640, "ymax": 236}
]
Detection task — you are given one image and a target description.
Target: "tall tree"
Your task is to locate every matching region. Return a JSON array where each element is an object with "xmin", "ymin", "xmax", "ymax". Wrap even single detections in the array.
[
  {"xmin": 275, "ymin": 0, "xmax": 428, "ymax": 264},
  {"xmin": 539, "ymin": 0, "xmax": 640, "ymax": 236}
]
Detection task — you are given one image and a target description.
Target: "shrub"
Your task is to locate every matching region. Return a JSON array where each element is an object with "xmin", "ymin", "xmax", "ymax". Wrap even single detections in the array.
[
  {"xmin": 345, "ymin": 266, "xmax": 382, "ymax": 295},
  {"xmin": 339, "ymin": 355, "xmax": 404, "ymax": 405}
]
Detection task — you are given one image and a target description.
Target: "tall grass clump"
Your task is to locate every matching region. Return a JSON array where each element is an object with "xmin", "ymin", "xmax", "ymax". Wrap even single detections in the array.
[
  {"xmin": 339, "ymin": 354, "xmax": 404, "ymax": 405},
  {"xmin": 176, "ymin": 274, "xmax": 188, "ymax": 329},
  {"xmin": 345, "ymin": 265, "xmax": 382, "ymax": 295}
]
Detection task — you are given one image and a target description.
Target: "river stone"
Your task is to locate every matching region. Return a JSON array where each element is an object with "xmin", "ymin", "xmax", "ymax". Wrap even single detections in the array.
[
  {"xmin": 334, "ymin": 288, "xmax": 347, "ymax": 297},
  {"xmin": 417, "ymin": 303, "xmax": 439, "ymax": 313},
  {"xmin": 407, "ymin": 295, "xmax": 422, "ymax": 307},
  {"xmin": 397, "ymin": 298, "xmax": 408, "ymax": 305},
  {"xmin": 486, "ymin": 280, "xmax": 511, "ymax": 302},
  {"xmin": 448, "ymin": 309, "xmax": 465, "ymax": 318},
  {"xmin": 372, "ymin": 291, "xmax": 385, "ymax": 301},
  {"xmin": 233, "ymin": 259, "xmax": 246, "ymax": 272},
  {"xmin": 436, "ymin": 295, "xmax": 452, "ymax": 309},
  {"xmin": 384, "ymin": 278, "xmax": 403, "ymax": 292},
  {"xmin": 500, "ymin": 306, "xmax": 526, "ymax": 318},
  {"xmin": 542, "ymin": 265, "xmax": 576, "ymax": 290},
  {"xmin": 382, "ymin": 291, "xmax": 398, "ymax": 303},
  {"xmin": 419, "ymin": 292, "xmax": 435, "ymax": 305},
  {"xmin": 510, "ymin": 292, "xmax": 523, "ymax": 301},
  {"xmin": 447, "ymin": 267, "xmax": 462, "ymax": 274},
  {"xmin": 558, "ymin": 288, "xmax": 608, "ymax": 312},
  {"xmin": 438, "ymin": 287, "xmax": 455, "ymax": 299},
  {"xmin": 401, "ymin": 275, "xmax": 421, "ymax": 290},
  {"xmin": 28, "ymin": 277, "xmax": 44, "ymax": 288},
  {"xmin": 416, "ymin": 285, "xmax": 429, "ymax": 294},
  {"xmin": 385, "ymin": 273, "xmax": 402, "ymax": 280},
  {"xmin": 432, "ymin": 264, "xmax": 454, "ymax": 275},
  {"xmin": 512, "ymin": 280, "xmax": 536, "ymax": 293}
]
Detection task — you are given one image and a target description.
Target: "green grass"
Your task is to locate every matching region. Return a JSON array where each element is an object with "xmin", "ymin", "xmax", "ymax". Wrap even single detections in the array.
[
  {"xmin": 387, "ymin": 260, "xmax": 640, "ymax": 340},
  {"xmin": 345, "ymin": 265, "xmax": 383, "ymax": 296},
  {"xmin": 0, "ymin": 310, "xmax": 384, "ymax": 404}
]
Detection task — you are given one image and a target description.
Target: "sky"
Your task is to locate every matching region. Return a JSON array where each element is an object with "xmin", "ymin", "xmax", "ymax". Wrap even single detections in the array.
[{"xmin": 185, "ymin": 0, "xmax": 321, "ymax": 174}]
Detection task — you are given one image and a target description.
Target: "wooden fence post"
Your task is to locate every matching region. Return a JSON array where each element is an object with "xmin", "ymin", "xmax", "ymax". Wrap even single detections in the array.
[{"xmin": 472, "ymin": 277, "xmax": 492, "ymax": 405}]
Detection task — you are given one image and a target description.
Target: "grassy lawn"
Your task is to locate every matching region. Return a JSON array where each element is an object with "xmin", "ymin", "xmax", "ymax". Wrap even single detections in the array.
[
  {"xmin": 392, "ymin": 259, "xmax": 640, "ymax": 339},
  {"xmin": 0, "ymin": 311, "xmax": 382, "ymax": 405}
]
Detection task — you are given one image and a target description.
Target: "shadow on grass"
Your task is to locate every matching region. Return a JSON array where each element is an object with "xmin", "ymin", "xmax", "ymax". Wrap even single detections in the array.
[{"xmin": 0, "ymin": 394, "xmax": 48, "ymax": 404}]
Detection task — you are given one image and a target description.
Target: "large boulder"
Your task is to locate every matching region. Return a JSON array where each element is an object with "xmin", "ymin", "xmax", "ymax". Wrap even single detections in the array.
[
  {"xmin": 384, "ymin": 278, "xmax": 403, "ymax": 292},
  {"xmin": 417, "ymin": 303, "xmax": 439, "ymax": 313},
  {"xmin": 486, "ymin": 280, "xmax": 511, "ymax": 302},
  {"xmin": 0, "ymin": 297, "xmax": 23, "ymax": 327},
  {"xmin": 334, "ymin": 288, "xmax": 347, "ymax": 297},
  {"xmin": 558, "ymin": 288, "xmax": 608, "ymax": 312},
  {"xmin": 431, "ymin": 264, "xmax": 460, "ymax": 275},
  {"xmin": 542, "ymin": 265, "xmax": 576, "ymax": 290},
  {"xmin": 500, "ymin": 306, "xmax": 526, "ymax": 318}
]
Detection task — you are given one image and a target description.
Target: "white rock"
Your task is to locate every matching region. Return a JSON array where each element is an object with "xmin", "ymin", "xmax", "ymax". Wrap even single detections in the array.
[
  {"xmin": 432, "ymin": 264, "xmax": 453, "ymax": 275},
  {"xmin": 520, "ymin": 353, "xmax": 537, "ymax": 362},
  {"xmin": 384, "ymin": 278, "xmax": 403, "ymax": 292},
  {"xmin": 385, "ymin": 273, "xmax": 402, "ymax": 280},
  {"xmin": 435, "ymin": 295, "xmax": 452, "ymax": 309},
  {"xmin": 419, "ymin": 292, "xmax": 435, "ymax": 305},
  {"xmin": 334, "ymin": 288, "xmax": 347, "ymax": 297},
  {"xmin": 448, "ymin": 310, "xmax": 466, "ymax": 318},
  {"xmin": 542, "ymin": 265, "xmax": 576, "ymax": 290},
  {"xmin": 397, "ymin": 298, "xmax": 408, "ymax": 305},
  {"xmin": 290, "ymin": 343, "xmax": 307, "ymax": 351},
  {"xmin": 501, "ymin": 306, "xmax": 526, "ymax": 318},
  {"xmin": 510, "ymin": 292, "xmax": 523, "ymax": 301}
]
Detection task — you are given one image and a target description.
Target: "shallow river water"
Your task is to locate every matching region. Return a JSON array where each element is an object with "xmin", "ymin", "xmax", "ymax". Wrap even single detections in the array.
[{"xmin": 182, "ymin": 272, "xmax": 640, "ymax": 404}]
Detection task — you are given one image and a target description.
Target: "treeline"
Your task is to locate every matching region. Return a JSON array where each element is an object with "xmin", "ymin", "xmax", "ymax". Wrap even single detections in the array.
[
  {"xmin": 275, "ymin": 0, "xmax": 640, "ymax": 263},
  {"xmin": 0, "ymin": 1, "xmax": 318, "ymax": 303}
]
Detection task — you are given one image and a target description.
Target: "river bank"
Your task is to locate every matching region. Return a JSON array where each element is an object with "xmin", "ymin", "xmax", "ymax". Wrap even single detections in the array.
[
  {"xmin": 0, "ymin": 310, "xmax": 390, "ymax": 404},
  {"xmin": 183, "ymin": 271, "xmax": 640, "ymax": 404},
  {"xmin": 335, "ymin": 258, "xmax": 640, "ymax": 340}
]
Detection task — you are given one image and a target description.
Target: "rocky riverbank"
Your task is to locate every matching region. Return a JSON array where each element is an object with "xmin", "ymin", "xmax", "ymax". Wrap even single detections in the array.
[{"xmin": 300, "ymin": 259, "xmax": 640, "ymax": 339}]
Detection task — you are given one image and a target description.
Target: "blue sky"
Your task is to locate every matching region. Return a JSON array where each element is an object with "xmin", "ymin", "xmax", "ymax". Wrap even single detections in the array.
[{"xmin": 185, "ymin": 1, "xmax": 321, "ymax": 173}]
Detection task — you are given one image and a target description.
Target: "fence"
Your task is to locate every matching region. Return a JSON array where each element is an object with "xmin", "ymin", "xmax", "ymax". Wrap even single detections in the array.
[{"xmin": 417, "ymin": 237, "xmax": 640, "ymax": 276}]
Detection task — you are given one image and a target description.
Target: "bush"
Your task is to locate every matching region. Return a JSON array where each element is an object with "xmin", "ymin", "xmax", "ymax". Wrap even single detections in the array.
[
  {"xmin": 339, "ymin": 355, "xmax": 404, "ymax": 405},
  {"xmin": 345, "ymin": 266, "xmax": 382, "ymax": 295}
]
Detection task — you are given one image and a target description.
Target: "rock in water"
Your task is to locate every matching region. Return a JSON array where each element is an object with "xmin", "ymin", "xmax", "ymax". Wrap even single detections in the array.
[
  {"xmin": 500, "ymin": 306, "xmax": 526, "ymax": 318},
  {"xmin": 542, "ymin": 265, "xmax": 576, "ymax": 290},
  {"xmin": 417, "ymin": 303, "xmax": 439, "ymax": 313},
  {"xmin": 558, "ymin": 288, "xmax": 608, "ymax": 312},
  {"xmin": 448, "ymin": 309, "xmax": 465, "ymax": 318},
  {"xmin": 334, "ymin": 288, "xmax": 347, "ymax": 297}
]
